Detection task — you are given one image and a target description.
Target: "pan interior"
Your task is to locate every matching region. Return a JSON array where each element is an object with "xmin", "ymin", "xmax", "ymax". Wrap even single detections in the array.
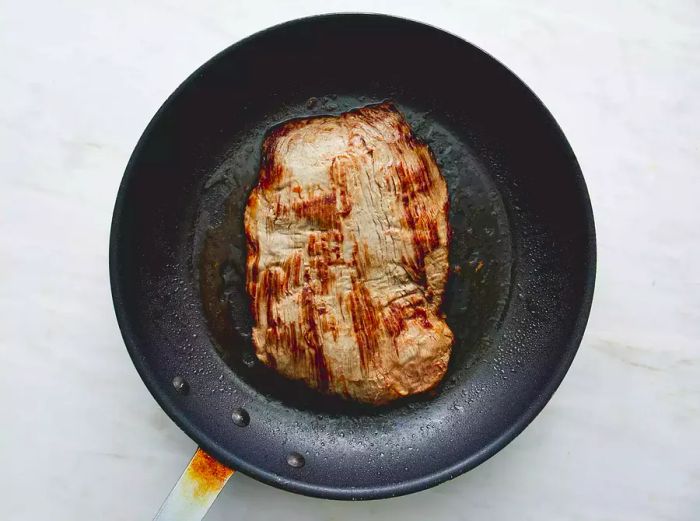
[
  {"xmin": 198, "ymin": 96, "xmax": 513, "ymax": 415},
  {"xmin": 111, "ymin": 14, "xmax": 594, "ymax": 499}
]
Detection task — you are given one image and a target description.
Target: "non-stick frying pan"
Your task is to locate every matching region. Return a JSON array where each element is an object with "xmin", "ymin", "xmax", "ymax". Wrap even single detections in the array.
[{"xmin": 110, "ymin": 13, "xmax": 595, "ymax": 518}]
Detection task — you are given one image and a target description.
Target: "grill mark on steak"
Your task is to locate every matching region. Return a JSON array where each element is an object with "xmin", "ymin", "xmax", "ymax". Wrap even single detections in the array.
[
  {"xmin": 244, "ymin": 103, "xmax": 453, "ymax": 404},
  {"xmin": 301, "ymin": 285, "xmax": 331, "ymax": 390},
  {"xmin": 329, "ymin": 157, "xmax": 353, "ymax": 216},
  {"xmin": 292, "ymin": 190, "xmax": 341, "ymax": 229},
  {"xmin": 347, "ymin": 279, "xmax": 381, "ymax": 375}
]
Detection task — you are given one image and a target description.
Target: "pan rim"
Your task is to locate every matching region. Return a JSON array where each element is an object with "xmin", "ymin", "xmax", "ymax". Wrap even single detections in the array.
[{"xmin": 110, "ymin": 12, "xmax": 596, "ymax": 500}]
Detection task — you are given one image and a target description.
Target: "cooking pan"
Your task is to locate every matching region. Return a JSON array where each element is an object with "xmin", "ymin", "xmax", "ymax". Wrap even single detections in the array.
[{"xmin": 110, "ymin": 13, "xmax": 595, "ymax": 518}]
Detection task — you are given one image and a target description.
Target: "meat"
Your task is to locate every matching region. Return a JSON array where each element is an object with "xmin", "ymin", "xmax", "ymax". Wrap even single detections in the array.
[{"xmin": 244, "ymin": 103, "xmax": 453, "ymax": 404}]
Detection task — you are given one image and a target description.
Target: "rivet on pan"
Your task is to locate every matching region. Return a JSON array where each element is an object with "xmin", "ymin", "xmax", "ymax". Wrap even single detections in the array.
[
  {"xmin": 286, "ymin": 452, "xmax": 305, "ymax": 468},
  {"xmin": 172, "ymin": 376, "xmax": 189, "ymax": 394},
  {"xmin": 231, "ymin": 408, "xmax": 250, "ymax": 427}
]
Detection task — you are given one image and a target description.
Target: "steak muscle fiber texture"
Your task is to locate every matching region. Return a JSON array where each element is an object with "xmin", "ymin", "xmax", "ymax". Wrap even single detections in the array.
[{"xmin": 244, "ymin": 103, "xmax": 453, "ymax": 404}]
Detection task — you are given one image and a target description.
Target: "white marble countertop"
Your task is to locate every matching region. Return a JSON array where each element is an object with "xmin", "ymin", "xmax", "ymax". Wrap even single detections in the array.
[{"xmin": 1, "ymin": 1, "xmax": 699, "ymax": 519}]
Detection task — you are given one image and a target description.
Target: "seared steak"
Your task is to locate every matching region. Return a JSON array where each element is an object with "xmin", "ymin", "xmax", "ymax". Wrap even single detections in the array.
[{"xmin": 244, "ymin": 103, "xmax": 453, "ymax": 404}]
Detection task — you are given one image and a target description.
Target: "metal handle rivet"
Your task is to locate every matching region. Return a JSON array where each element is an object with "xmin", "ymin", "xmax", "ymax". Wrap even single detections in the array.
[
  {"xmin": 231, "ymin": 408, "xmax": 250, "ymax": 427},
  {"xmin": 286, "ymin": 452, "xmax": 305, "ymax": 468},
  {"xmin": 172, "ymin": 376, "xmax": 189, "ymax": 394}
]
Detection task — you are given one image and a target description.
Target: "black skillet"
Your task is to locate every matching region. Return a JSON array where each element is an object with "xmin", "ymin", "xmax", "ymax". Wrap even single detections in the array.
[{"xmin": 110, "ymin": 13, "xmax": 596, "ymax": 510}]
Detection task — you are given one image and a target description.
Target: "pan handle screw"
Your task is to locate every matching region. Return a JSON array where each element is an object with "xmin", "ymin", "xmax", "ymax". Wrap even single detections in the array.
[
  {"xmin": 231, "ymin": 408, "xmax": 250, "ymax": 427},
  {"xmin": 286, "ymin": 452, "xmax": 305, "ymax": 468},
  {"xmin": 172, "ymin": 376, "xmax": 189, "ymax": 394}
]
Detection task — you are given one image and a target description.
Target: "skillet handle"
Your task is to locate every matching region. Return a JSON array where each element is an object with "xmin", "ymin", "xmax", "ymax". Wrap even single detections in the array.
[{"xmin": 153, "ymin": 447, "xmax": 235, "ymax": 521}]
